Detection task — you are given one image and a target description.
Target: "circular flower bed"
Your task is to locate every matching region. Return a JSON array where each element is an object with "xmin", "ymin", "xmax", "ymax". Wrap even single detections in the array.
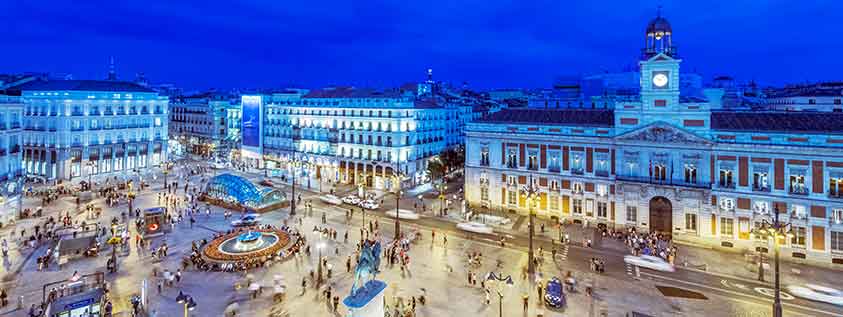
[{"xmin": 202, "ymin": 228, "xmax": 291, "ymax": 262}]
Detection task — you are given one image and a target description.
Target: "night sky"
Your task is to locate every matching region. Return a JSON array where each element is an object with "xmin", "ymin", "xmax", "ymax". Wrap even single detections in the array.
[{"xmin": 2, "ymin": 1, "xmax": 841, "ymax": 91}]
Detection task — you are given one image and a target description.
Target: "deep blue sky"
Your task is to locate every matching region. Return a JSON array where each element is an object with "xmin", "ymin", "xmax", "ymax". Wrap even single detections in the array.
[{"xmin": 2, "ymin": 1, "xmax": 841, "ymax": 91}]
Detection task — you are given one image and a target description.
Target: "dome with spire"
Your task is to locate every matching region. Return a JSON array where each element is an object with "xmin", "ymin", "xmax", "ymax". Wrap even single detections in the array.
[
  {"xmin": 646, "ymin": 15, "xmax": 672, "ymax": 38},
  {"xmin": 641, "ymin": 7, "xmax": 677, "ymax": 59}
]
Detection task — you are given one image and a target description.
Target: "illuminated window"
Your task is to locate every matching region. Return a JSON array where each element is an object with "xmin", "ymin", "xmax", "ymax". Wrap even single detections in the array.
[
  {"xmin": 626, "ymin": 206, "xmax": 637, "ymax": 223},
  {"xmin": 573, "ymin": 199, "xmax": 583, "ymax": 215},
  {"xmin": 720, "ymin": 218, "xmax": 734, "ymax": 237}
]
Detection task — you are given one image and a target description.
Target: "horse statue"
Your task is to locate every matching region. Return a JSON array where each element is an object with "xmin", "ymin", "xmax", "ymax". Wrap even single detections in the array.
[{"xmin": 350, "ymin": 239, "xmax": 382, "ymax": 296}]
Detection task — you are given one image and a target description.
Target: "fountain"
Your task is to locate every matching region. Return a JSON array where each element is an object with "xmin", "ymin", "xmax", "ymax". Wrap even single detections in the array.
[{"xmin": 202, "ymin": 228, "xmax": 294, "ymax": 263}]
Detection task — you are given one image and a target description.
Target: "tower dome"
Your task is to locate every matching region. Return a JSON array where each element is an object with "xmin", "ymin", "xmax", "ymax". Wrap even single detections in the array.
[
  {"xmin": 646, "ymin": 16, "xmax": 672, "ymax": 38},
  {"xmin": 642, "ymin": 8, "xmax": 677, "ymax": 59}
]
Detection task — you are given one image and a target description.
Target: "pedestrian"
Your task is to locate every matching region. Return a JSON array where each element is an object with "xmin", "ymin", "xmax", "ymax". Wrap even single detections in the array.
[
  {"xmin": 537, "ymin": 283, "xmax": 543, "ymax": 304},
  {"xmin": 522, "ymin": 293, "xmax": 529, "ymax": 311},
  {"xmin": 333, "ymin": 295, "xmax": 339, "ymax": 312}
]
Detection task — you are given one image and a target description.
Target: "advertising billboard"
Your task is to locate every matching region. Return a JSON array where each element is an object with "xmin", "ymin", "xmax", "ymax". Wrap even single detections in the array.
[{"xmin": 241, "ymin": 95, "xmax": 262, "ymax": 148}]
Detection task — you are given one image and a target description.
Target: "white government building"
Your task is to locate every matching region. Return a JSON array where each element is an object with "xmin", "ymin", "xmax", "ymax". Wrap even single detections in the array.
[{"xmin": 464, "ymin": 13, "xmax": 843, "ymax": 265}]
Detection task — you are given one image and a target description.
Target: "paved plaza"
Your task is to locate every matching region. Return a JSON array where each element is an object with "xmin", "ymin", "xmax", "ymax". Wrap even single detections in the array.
[{"xmin": 0, "ymin": 160, "xmax": 838, "ymax": 316}]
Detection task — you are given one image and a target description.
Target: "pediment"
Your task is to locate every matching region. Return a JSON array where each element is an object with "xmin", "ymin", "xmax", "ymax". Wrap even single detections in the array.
[
  {"xmin": 645, "ymin": 52, "xmax": 679, "ymax": 63},
  {"xmin": 616, "ymin": 122, "xmax": 711, "ymax": 145}
]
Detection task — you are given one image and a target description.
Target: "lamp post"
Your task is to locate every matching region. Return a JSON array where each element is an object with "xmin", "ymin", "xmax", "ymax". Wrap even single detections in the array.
[
  {"xmin": 176, "ymin": 291, "xmax": 197, "ymax": 317},
  {"xmin": 393, "ymin": 162, "xmax": 404, "ymax": 241},
  {"xmin": 312, "ymin": 228, "xmax": 325, "ymax": 286},
  {"xmin": 287, "ymin": 139, "xmax": 299, "ymax": 216},
  {"xmin": 751, "ymin": 208, "xmax": 794, "ymax": 317},
  {"xmin": 436, "ymin": 183, "xmax": 447, "ymax": 216},
  {"xmin": 108, "ymin": 223, "xmax": 119, "ymax": 273},
  {"xmin": 520, "ymin": 174, "xmax": 540, "ymax": 276},
  {"xmin": 86, "ymin": 161, "xmax": 97, "ymax": 191},
  {"xmin": 162, "ymin": 161, "xmax": 173, "ymax": 190},
  {"xmin": 485, "ymin": 272, "xmax": 514, "ymax": 317}
]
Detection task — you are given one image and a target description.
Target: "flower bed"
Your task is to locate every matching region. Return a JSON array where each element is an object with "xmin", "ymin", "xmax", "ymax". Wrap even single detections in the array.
[{"xmin": 202, "ymin": 228, "xmax": 291, "ymax": 262}]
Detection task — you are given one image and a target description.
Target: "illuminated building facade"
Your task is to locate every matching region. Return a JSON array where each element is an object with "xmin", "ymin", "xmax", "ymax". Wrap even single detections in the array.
[
  {"xmin": 169, "ymin": 93, "xmax": 234, "ymax": 157},
  {"xmin": 241, "ymin": 87, "xmax": 460, "ymax": 191},
  {"xmin": 464, "ymin": 13, "xmax": 843, "ymax": 265},
  {"xmin": 19, "ymin": 80, "xmax": 169, "ymax": 181}
]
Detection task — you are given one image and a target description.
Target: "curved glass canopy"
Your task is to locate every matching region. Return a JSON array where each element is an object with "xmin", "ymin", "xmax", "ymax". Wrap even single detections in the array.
[{"xmin": 204, "ymin": 173, "xmax": 285, "ymax": 208}]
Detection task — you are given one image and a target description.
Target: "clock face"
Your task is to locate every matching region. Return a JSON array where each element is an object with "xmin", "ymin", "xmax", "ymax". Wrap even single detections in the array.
[{"xmin": 652, "ymin": 73, "xmax": 668, "ymax": 88}]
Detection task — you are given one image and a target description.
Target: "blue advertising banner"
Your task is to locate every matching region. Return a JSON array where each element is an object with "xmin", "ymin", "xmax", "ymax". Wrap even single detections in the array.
[{"xmin": 241, "ymin": 95, "xmax": 262, "ymax": 148}]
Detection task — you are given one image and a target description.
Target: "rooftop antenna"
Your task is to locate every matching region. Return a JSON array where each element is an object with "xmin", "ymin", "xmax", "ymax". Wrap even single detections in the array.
[{"xmin": 107, "ymin": 56, "xmax": 117, "ymax": 80}]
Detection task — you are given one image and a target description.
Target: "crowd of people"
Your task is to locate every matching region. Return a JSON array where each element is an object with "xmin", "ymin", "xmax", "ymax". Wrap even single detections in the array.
[{"xmin": 609, "ymin": 227, "xmax": 677, "ymax": 264}]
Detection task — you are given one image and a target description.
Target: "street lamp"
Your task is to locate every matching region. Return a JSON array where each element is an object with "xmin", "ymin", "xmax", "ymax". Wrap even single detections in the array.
[
  {"xmin": 162, "ymin": 161, "xmax": 173, "ymax": 190},
  {"xmin": 520, "ymin": 174, "xmax": 540, "ymax": 276},
  {"xmin": 485, "ymin": 272, "xmax": 514, "ymax": 317},
  {"xmin": 392, "ymin": 162, "xmax": 405, "ymax": 241},
  {"xmin": 436, "ymin": 183, "xmax": 447, "ymax": 216},
  {"xmin": 751, "ymin": 208, "xmax": 794, "ymax": 317},
  {"xmin": 86, "ymin": 161, "xmax": 97, "ymax": 191},
  {"xmin": 312, "ymin": 228, "xmax": 326, "ymax": 286},
  {"xmin": 176, "ymin": 291, "xmax": 198, "ymax": 317}
]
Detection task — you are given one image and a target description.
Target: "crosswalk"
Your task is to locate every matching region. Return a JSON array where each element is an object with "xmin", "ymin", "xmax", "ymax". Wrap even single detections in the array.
[{"xmin": 556, "ymin": 244, "xmax": 569, "ymax": 261}]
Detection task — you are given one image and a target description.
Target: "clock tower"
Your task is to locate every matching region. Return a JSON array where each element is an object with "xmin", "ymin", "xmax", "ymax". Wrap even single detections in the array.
[{"xmin": 639, "ymin": 10, "xmax": 680, "ymax": 113}]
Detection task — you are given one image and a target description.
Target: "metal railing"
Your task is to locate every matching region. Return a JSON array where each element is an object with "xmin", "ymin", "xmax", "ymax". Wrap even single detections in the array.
[{"xmin": 616, "ymin": 174, "xmax": 711, "ymax": 189}]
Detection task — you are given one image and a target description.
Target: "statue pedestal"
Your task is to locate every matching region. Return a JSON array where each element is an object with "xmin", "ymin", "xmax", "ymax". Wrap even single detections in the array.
[{"xmin": 343, "ymin": 280, "xmax": 387, "ymax": 317}]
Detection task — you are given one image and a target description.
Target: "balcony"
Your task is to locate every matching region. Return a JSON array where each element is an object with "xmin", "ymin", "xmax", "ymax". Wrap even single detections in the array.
[
  {"xmin": 505, "ymin": 161, "xmax": 517, "ymax": 169},
  {"xmin": 10, "ymin": 146, "xmax": 19, "ymax": 154},
  {"xmin": 548, "ymin": 166, "xmax": 560, "ymax": 173},
  {"xmin": 72, "ymin": 112, "xmax": 85, "ymax": 116},
  {"xmin": 752, "ymin": 185, "xmax": 770, "ymax": 192},
  {"xmin": 571, "ymin": 168, "xmax": 584, "ymax": 175},
  {"xmin": 790, "ymin": 186, "xmax": 809, "ymax": 196},
  {"xmin": 718, "ymin": 181, "xmax": 735, "ymax": 189},
  {"xmin": 830, "ymin": 191, "xmax": 843, "ymax": 200},
  {"xmin": 616, "ymin": 174, "xmax": 711, "ymax": 189},
  {"xmin": 595, "ymin": 170, "xmax": 609, "ymax": 177}
]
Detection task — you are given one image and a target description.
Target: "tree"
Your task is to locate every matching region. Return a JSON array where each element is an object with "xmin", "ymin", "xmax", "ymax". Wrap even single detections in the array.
[{"xmin": 426, "ymin": 158, "xmax": 446, "ymax": 182}]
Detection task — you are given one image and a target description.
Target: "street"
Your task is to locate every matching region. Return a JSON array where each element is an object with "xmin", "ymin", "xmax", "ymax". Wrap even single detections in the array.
[{"xmin": 0, "ymin": 160, "xmax": 838, "ymax": 316}]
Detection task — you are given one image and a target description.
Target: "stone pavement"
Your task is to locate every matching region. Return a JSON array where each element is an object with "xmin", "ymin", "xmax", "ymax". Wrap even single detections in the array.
[{"xmin": 0, "ymin": 160, "xmax": 819, "ymax": 316}]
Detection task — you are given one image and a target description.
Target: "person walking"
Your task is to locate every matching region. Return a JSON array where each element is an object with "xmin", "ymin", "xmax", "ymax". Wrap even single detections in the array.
[{"xmin": 522, "ymin": 293, "xmax": 529, "ymax": 312}]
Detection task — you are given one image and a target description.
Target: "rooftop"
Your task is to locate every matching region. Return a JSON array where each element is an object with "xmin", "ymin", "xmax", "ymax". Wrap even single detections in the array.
[
  {"xmin": 18, "ymin": 79, "xmax": 156, "ymax": 93},
  {"xmin": 476, "ymin": 108, "xmax": 614, "ymax": 127},
  {"xmin": 303, "ymin": 87, "xmax": 402, "ymax": 99},
  {"xmin": 711, "ymin": 111, "xmax": 843, "ymax": 134}
]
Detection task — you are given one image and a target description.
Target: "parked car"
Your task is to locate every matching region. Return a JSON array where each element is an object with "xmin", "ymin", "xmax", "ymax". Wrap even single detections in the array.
[
  {"xmin": 320, "ymin": 195, "xmax": 343, "ymax": 205},
  {"xmin": 623, "ymin": 255, "xmax": 675, "ymax": 272},
  {"xmin": 360, "ymin": 200, "xmax": 380, "ymax": 210},
  {"xmin": 787, "ymin": 284, "xmax": 843, "ymax": 306},
  {"xmin": 544, "ymin": 277, "xmax": 566, "ymax": 308},
  {"xmin": 259, "ymin": 179, "xmax": 276, "ymax": 187},
  {"xmin": 342, "ymin": 195, "xmax": 361, "ymax": 205},
  {"xmin": 456, "ymin": 222, "xmax": 494, "ymax": 234},
  {"xmin": 231, "ymin": 214, "xmax": 261, "ymax": 227}
]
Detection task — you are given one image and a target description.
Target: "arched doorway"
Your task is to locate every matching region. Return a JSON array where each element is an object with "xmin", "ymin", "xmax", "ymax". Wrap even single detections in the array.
[{"xmin": 649, "ymin": 196, "xmax": 673, "ymax": 236}]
